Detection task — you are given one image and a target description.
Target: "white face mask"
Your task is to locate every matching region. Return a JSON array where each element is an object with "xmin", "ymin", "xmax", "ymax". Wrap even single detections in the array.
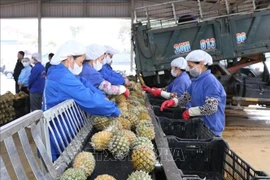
[
  {"xmin": 69, "ymin": 62, "xmax": 83, "ymax": 75},
  {"xmin": 93, "ymin": 60, "xmax": 103, "ymax": 71},
  {"xmin": 22, "ymin": 62, "xmax": 30, "ymax": 67},
  {"xmin": 30, "ymin": 58, "xmax": 35, "ymax": 64},
  {"xmin": 103, "ymin": 56, "xmax": 112, "ymax": 65},
  {"xmin": 171, "ymin": 69, "xmax": 178, "ymax": 77}
]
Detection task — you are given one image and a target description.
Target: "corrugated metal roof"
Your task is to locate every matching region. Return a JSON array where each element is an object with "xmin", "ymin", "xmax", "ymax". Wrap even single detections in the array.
[{"xmin": 0, "ymin": 0, "xmax": 167, "ymax": 18}]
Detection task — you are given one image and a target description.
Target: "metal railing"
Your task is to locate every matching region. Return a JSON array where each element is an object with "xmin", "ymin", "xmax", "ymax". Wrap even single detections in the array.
[
  {"xmin": 133, "ymin": 0, "xmax": 270, "ymax": 29},
  {"xmin": 42, "ymin": 99, "xmax": 93, "ymax": 179},
  {"xmin": 0, "ymin": 111, "xmax": 54, "ymax": 180},
  {"xmin": 0, "ymin": 99, "xmax": 93, "ymax": 180}
]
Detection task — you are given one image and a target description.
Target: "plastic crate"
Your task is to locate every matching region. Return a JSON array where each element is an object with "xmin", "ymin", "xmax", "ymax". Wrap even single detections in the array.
[
  {"xmin": 147, "ymin": 93, "xmax": 166, "ymax": 106},
  {"xmin": 152, "ymin": 105, "xmax": 185, "ymax": 119},
  {"xmin": 167, "ymin": 136, "xmax": 270, "ymax": 180},
  {"xmin": 157, "ymin": 116, "xmax": 216, "ymax": 140}
]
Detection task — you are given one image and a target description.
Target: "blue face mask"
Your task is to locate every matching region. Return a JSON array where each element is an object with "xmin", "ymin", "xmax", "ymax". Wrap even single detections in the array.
[{"xmin": 189, "ymin": 65, "xmax": 201, "ymax": 77}]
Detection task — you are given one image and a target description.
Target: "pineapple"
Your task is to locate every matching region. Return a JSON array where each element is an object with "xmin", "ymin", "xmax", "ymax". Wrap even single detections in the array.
[
  {"xmin": 132, "ymin": 147, "xmax": 156, "ymax": 173},
  {"xmin": 94, "ymin": 174, "xmax": 116, "ymax": 180},
  {"xmin": 118, "ymin": 102, "xmax": 128, "ymax": 108},
  {"xmin": 132, "ymin": 137, "xmax": 154, "ymax": 150},
  {"xmin": 136, "ymin": 121, "xmax": 155, "ymax": 140},
  {"xmin": 128, "ymin": 95, "xmax": 138, "ymax": 101},
  {"xmin": 115, "ymin": 130, "xmax": 137, "ymax": 147},
  {"xmin": 138, "ymin": 112, "xmax": 151, "ymax": 121},
  {"xmin": 73, "ymin": 152, "xmax": 96, "ymax": 176},
  {"xmin": 93, "ymin": 116, "xmax": 111, "ymax": 130},
  {"xmin": 60, "ymin": 168, "xmax": 86, "ymax": 180},
  {"xmin": 91, "ymin": 131, "xmax": 112, "ymax": 151},
  {"xmin": 127, "ymin": 170, "xmax": 152, "ymax": 180},
  {"xmin": 115, "ymin": 94, "xmax": 126, "ymax": 104},
  {"xmin": 108, "ymin": 134, "xmax": 130, "ymax": 159},
  {"xmin": 128, "ymin": 107, "xmax": 141, "ymax": 116},
  {"xmin": 118, "ymin": 117, "xmax": 131, "ymax": 130},
  {"xmin": 121, "ymin": 111, "xmax": 139, "ymax": 128},
  {"xmin": 136, "ymin": 120, "xmax": 154, "ymax": 128}
]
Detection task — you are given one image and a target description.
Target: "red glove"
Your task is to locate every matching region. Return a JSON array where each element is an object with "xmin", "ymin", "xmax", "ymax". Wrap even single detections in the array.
[
  {"xmin": 160, "ymin": 99, "xmax": 176, "ymax": 111},
  {"xmin": 142, "ymin": 85, "xmax": 152, "ymax": 93},
  {"xmin": 182, "ymin": 109, "xmax": 190, "ymax": 120},
  {"xmin": 150, "ymin": 88, "xmax": 161, "ymax": 97},
  {"xmin": 124, "ymin": 89, "xmax": 130, "ymax": 99}
]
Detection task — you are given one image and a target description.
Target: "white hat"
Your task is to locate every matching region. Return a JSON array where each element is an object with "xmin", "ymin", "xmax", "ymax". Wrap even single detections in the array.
[
  {"xmin": 85, "ymin": 44, "xmax": 106, "ymax": 60},
  {"xmin": 105, "ymin": 45, "xmax": 118, "ymax": 55},
  {"xmin": 185, "ymin": 50, "xmax": 213, "ymax": 65},
  {"xmin": 50, "ymin": 40, "xmax": 86, "ymax": 65},
  {"xmin": 21, "ymin": 57, "xmax": 30, "ymax": 62},
  {"xmin": 171, "ymin": 57, "xmax": 187, "ymax": 70},
  {"xmin": 32, "ymin": 53, "xmax": 41, "ymax": 62}
]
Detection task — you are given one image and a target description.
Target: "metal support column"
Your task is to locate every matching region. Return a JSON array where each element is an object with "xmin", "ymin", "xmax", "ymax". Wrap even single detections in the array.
[
  {"xmin": 130, "ymin": 0, "xmax": 135, "ymax": 74},
  {"xmin": 38, "ymin": 0, "xmax": 42, "ymax": 56}
]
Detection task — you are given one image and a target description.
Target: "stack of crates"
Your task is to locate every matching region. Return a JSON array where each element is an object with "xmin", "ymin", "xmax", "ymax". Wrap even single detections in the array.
[{"xmin": 147, "ymin": 93, "xmax": 270, "ymax": 179}]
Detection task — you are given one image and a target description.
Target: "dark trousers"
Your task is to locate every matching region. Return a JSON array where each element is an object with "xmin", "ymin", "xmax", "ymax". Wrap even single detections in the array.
[
  {"xmin": 15, "ymin": 81, "xmax": 20, "ymax": 93},
  {"xmin": 20, "ymin": 87, "xmax": 29, "ymax": 95},
  {"xmin": 30, "ymin": 93, "xmax": 43, "ymax": 111}
]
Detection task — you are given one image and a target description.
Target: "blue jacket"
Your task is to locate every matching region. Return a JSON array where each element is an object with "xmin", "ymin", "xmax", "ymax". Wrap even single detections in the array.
[
  {"xmin": 18, "ymin": 66, "xmax": 32, "ymax": 87},
  {"xmin": 43, "ymin": 63, "xmax": 120, "ymax": 161},
  {"xmin": 79, "ymin": 63, "xmax": 104, "ymax": 88},
  {"xmin": 167, "ymin": 71, "xmax": 191, "ymax": 97},
  {"xmin": 28, "ymin": 62, "xmax": 45, "ymax": 94},
  {"xmin": 99, "ymin": 64, "xmax": 125, "ymax": 85},
  {"xmin": 187, "ymin": 70, "xmax": 226, "ymax": 136}
]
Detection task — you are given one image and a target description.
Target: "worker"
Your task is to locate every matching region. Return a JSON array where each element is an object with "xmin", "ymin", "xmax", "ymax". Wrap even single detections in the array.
[
  {"xmin": 43, "ymin": 40, "xmax": 120, "ymax": 161},
  {"xmin": 99, "ymin": 45, "xmax": 129, "ymax": 86},
  {"xmin": 80, "ymin": 44, "xmax": 129, "ymax": 98},
  {"xmin": 142, "ymin": 57, "xmax": 191, "ymax": 99},
  {"xmin": 160, "ymin": 50, "xmax": 226, "ymax": 136},
  {"xmin": 18, "ymin": 57, "xmax": 32, "ymax": 94},
  {"xmin": 45, "ymin": 53, "xmax": 54, "ymax": 73},
  {"xmin": 29, "ymin": 53, "xmax": 45, "ymax": 111}
]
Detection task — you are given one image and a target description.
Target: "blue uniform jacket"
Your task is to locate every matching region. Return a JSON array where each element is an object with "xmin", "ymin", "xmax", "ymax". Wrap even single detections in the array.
[
  {"xmin": 80, "ymin": 63, "xmax": 104, "ymax": 88},
  {"xmin": 167, "ymin": 71, "xmax": 191, "ymax": 97},
  {"xmin": 18, "ymin": 66, "xmax": 32, "ymax": 87},
  {"xmin": 43, "ymin": 63, "xmax": 120, "ymax": 161},
  {"xmin": 187, "ymin": 70, "xmax": 226, "ymax": 136},
  {"xmin": 99, "ymin": 64, "xmax": 125, "ymax": 85},
  {"xmin": 28, "ymin": 62, "xmax": 45, "ymax": 94}
]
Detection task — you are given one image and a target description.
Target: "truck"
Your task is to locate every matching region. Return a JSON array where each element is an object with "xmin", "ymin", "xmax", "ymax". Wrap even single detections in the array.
[{"xmin": 132, "ymin": 0, "xmax": 270, "ymax": 107}]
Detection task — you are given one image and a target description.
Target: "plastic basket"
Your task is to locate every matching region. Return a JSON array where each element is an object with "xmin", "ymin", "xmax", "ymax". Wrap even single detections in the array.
[
  {"xmin": 147, "ymin": 93, "xmax": 166, "ymax": 106},
  {"xmin": 152, "ymin": 105, "xmax": 185, "ymax": 119},
  {"xmin": 157, "ymin": 116, "xmax": 216, "ymax": 140},
  {"xmin": 167, "ymin": 136, "xmax": 270, "ymax": 180}
]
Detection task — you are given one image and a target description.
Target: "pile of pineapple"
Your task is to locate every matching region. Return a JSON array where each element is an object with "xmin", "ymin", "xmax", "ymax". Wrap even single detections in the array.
[
  {"xmin": 61, "ymin": 81, "xmax": 155, "ymax": 180},
  {"xmin": 0, "ymin": 91, "xmax": 27, "ymax": 125}
]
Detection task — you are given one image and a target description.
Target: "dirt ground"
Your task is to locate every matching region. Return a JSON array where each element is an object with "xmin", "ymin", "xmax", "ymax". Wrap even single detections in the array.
[{"xmin": 223, "ymin": 125, "xmax": 270, "ymax": 174}]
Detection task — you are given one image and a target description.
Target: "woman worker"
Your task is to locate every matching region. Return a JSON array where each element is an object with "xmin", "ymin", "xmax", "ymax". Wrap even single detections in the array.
[
  {"xmin": 142, "ymin": 57, "xmax": 191, "ymax": 99},
  {"xmin": 160, "ymin": 50, "xmax": 226, "ymax": 136},
  {"xmin": 99, "ymin": 45, "xmax": 130, "ymax": 86},
  {"xmin": 79, "ymin": 44, "xmax": 129, "ymax": 98},
  {"xmin": 43, "ymin": 40, "xmax": 120, "ymax": 161}
]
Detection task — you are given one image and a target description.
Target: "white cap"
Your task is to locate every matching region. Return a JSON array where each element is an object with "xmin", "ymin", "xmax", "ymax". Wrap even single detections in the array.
[
  {"xmin": 85, "ymin": 44, "xmax": 106, "ymax": 60},
  {"xmin": 32, "ymin": 53, "xmax": 41, "ymax": 62},
  {"xmin": 21, "ymin": 57, "xmax": 30, "ymax": 62},
  {"xmin": 50, "ymin": 40, "xmax": 86, "ymax": 65},
  {"xmin": 185, "ymin": 50, "xmax": 213, "ymax": 65},
  {"xmin": 105, "ymin": 45, "xmax": 118, "ymax": 55},
  {"xmin": 171, "ymin": 57, "xmax": 187, "ymax": 70}
]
